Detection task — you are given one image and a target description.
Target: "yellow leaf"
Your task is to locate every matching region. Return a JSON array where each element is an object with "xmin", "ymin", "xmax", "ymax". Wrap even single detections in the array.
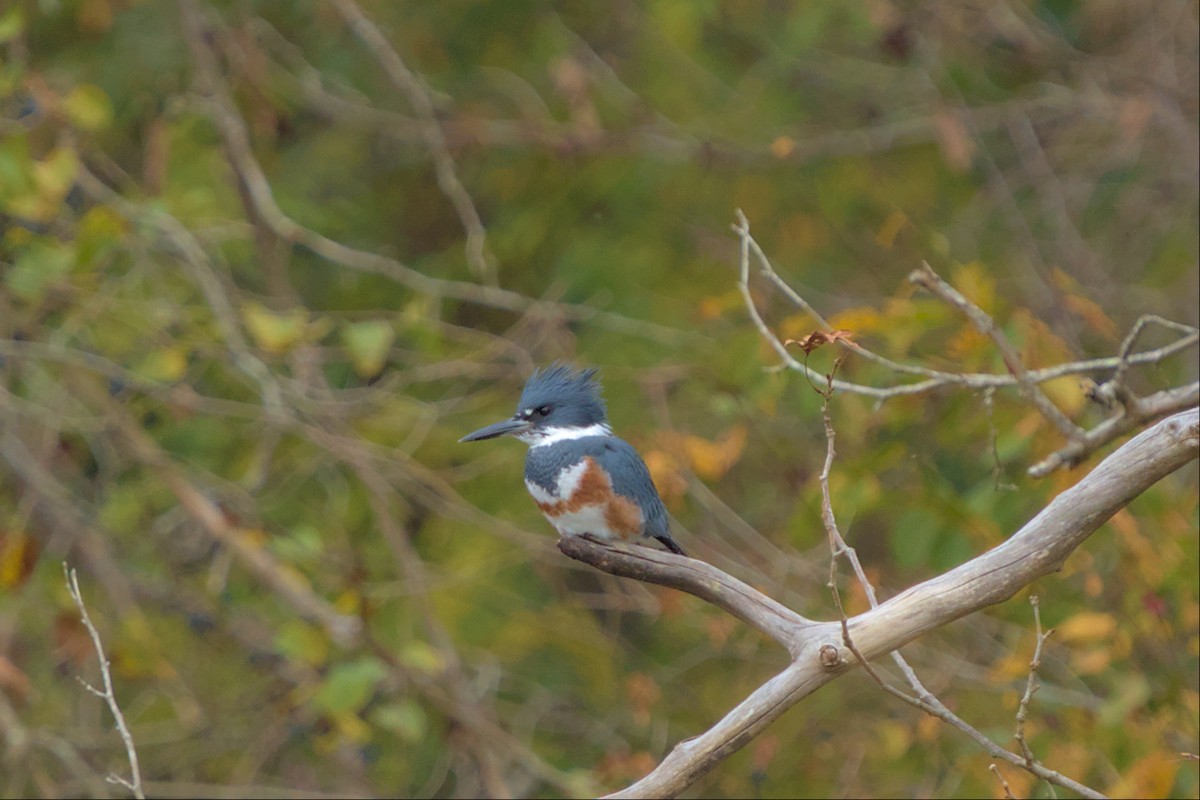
[
  {"xmin": 0, "ymin": 531, "xmax": 35, "ymax": 589},
  {"xmin": 32, "ymin": 147, "xmax": 79, "ymax": 199},
  {"xmin": 778, "ymin": 212, "xmax": 830, "ymax": 251},
  {"xmin": 945, "ymin": 324, "xmax": 990, "ymax": 361},
  {"xmin": 334, "ymin": 589, "xmax": 361, "ymax": 616},
  {"xmin": 770, "ymin": 136, "xmax": 796, "ymax": 159},
  {"xmin": 242, "ymin": 301, "xmax": 308, "ymax": 354},
  {"xmin": 1057, "ymin": 611, "xmax": 1118, "ymax": 642},
  {"xmin": 1107, "ymin": 751, "xmax": 1179, "ymax": 798},
  {"xmin": 79, "ymin": 204, "xmax": 126, "ymax": 236},
  {"xmin": 697, "ymin": 289, "xmax": 743, "ymax": 321},
  {"xmin": 779, "ymin": 312, "xmax": 820, "ymax": 341},
  {"xmin": 875, "ymin": 209, "xmax": 909, "ymax": 249},
  {"xmin": 877, "ymin": 720, "xmax": 911, "ymax": 760},
  {"xmin": 1109, "ymin": 510, "xmax": 1163, "ymax": 586},
  {"xmin": 1041, "ymin": 376, "xmax": 1086, "ymax": 417},
  {"xmin": 994, "ymin": 763, "xmax": 1036, "ymax": 800},
  {"xmin": 330, "ymin": 711, "xmax": 372, "ymax": 744},
  {"xmin": 1071, "ymin": 647, "xmax": 1111, "ymax": 675},
  {"xmin": 275, "ymin": 620, "xmax": 330, "ymax": 667},
  {"xmin": 828, "ymin": 306, "xmax": 883, "ymax": 335},
  {"xmin": 644, "ymin": 449, "xmax": 687, "ymax": 501},
  {"xmin": 915, "ymin": 714, "xmax": 940, "ymax": 742},
  {"xmin": 988, "ymin": 647, "xmax": 1036, "ymax": 682},
  {"xmin": 1063, "ymin": 294, "xmax": 1118, "ymax": 340},
  {"xmin": 371, "ymin": 701, "xmax": 427, "ymax": 742},
  {"xmin": 63, "ymin": 84, "xmax": 113, "ymax": 131},
  {"xmin": 950, "ymin": 261, "xmax": 995, "ymax": 314},
  {"xmin": 398, "ymin": 642, "xmax": 446, "ymax": 675},
  {"xmin": 133, "ymin": 346, "xmax": 188, "ymax": 382}
]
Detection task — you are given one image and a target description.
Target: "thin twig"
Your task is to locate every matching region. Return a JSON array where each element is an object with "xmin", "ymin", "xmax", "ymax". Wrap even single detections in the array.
[
  {"xmin": 170, "ymin": 1, "xmax": 694, "ymax": 346},
  {"xmin": 984, "ymin": 387, "xmax": 1018, "ymax": 492},
  {"xmin": 814, "ymin": 359, "xmax": 1106, "ymax": 799},
  {"xmin": 328, "ymin": 0, "xmax": 499, "ymax": 285},
  {"xmin": 990, "ymin": 763, "xmax": 1018, "ymax": 799},
  {"xmin": 1015, "ymin": 597, "xmax": 1054, "ymax": 771},
  {"xmin": 1028, "ymin": 382, "xmax": 1199, "ymax": 477},
  {"xmin": 909, "ymin": 261, "xmax": 1082, "ymax": 442},
  {"xmin": 1111, "ymin": 315, "xmax": 1195, "ymax": 390},
  {"xmin": 732, "ymin": 212, "xmax": 1197, "ymax": 404},
  {"xmin": 63, "ymin": 563, "xmax": 146, "ymax": 800},
  {"xmin": 816, "ymin": 358, "xmax": 897, "ymax": 688}
]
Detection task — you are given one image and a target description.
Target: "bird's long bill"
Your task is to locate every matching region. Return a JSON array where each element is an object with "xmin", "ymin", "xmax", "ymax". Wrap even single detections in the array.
[{"xmin": 459, "ymin": 417, "xmax": 531, "ymax": 442}]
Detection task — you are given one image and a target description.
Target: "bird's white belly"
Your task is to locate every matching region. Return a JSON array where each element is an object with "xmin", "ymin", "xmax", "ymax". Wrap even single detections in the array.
[
  {"xmin": 524, "ymin": 462, "xmax": 631, "ymax": 541},
  {"xmin": 544, "ymin": 503, "xmax": 618, "ymax": 539}
]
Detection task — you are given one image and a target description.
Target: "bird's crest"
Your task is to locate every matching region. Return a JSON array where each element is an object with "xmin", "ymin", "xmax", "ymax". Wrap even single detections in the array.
[{"xmin": 518, "ymin": 362, "xmax": 607, "ymax": 421}]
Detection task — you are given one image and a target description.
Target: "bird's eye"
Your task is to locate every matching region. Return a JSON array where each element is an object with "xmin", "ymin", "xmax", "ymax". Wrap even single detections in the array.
[{"xmin": 535, "ymin": 405, "xmax": 551, "ymax": 417}]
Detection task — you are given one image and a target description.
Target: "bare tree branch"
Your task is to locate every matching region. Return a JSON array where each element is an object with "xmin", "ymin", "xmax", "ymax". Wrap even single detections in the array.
[
  {"xmin": 733, "ymin": 212, "xmax": 1198, "ymax": 404},
  {"xmin": 1014, "ymin": 596, "xmax": 1052, "ymax": 768},
  {"xmin": 327, "ymin": 0, "xmax": 499, "ymax": 285},
  {"xmin": 563, "ymin": 408, "xmax": 1196, "ymax": 798},
  {"xmin": 168, "ymin": 0, "xmax": 696, "ymax": 346},
  {"xmin": 64, "ymin": 563, "xmax": 146, "ymax": 799},
  {"xmin": 814, "ymin": 363, "xmax": 1102, "ymax": 797},
  {"xmin": 557, "ymin": 537, "xmax": 814, "ymax": 657},
  {"xmin": 908, "ymin": 261, "xmax": 1084, "ymax": 442},
  {"xmin": 1028, "ymin": 381, "xmax": 1200, "ymax": 477}
]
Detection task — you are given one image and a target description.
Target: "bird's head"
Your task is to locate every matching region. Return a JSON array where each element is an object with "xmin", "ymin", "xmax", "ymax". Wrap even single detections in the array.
[{"xmin": 460, "ymin": 363, "xmax": 610, "ymax": 445}]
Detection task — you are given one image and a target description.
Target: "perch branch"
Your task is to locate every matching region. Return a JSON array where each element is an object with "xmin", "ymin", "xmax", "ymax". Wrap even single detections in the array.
[{"xmin": 556, "ymin": 537, "xmax": 814, "ymax": 657}]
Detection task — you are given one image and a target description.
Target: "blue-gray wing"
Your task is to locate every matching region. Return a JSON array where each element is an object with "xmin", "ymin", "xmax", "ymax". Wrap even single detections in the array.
[{"xmin": 588, "ymin": 437, "xmax": 670, "ymax": 539}]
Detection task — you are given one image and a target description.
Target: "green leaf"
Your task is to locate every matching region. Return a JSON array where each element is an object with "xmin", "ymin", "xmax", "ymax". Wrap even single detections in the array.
[
  {"xmin": 271, "ymin": 524, "xmax": 325, "ymax": 566},
  {"xmin": 0, "ymin": 7, "xmax": 24, "ymax": 44},
  {"xmin": 309, "ymin": 657, "xmax": 388, "ymax": 715},
  {"xmin": 76, "ymin": 205, "xmax": 126, "ymax": 267},
  {"xmin": 99, "ymin": 482, "xmax": 149, "ymax": 533},
  {"xmin": 7, "ymin": 239, "xmax": 74, "ymax": 302},
  {"xmin": 370, "ymin": 700, "xmax": 427, "ymax": 742},
  {"xmin": 275, "ymin": 620, "xmax": 330, "ymax": 668},
  {"xmin": 342, "ymin": 319, "xmax": 394, "ymax": 378}
]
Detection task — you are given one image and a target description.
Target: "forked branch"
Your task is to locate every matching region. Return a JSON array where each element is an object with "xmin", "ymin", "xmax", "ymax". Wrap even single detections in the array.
[{"xmin": 560, "ymin": 408, "xmax": 1198, "ymax": 798}]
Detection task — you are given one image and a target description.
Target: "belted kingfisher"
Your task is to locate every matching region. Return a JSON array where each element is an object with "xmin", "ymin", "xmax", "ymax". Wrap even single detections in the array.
[{"xmin": 460, "ymin": 363, "xmax": 686, "ymax": 556}]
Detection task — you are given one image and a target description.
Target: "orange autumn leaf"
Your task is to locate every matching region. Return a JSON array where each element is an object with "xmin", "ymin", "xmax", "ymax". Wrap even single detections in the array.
[
  {"xmin": 682, "ymin": 425, "xmax": 747, "ymax": 481},
  {"xmin": 1056, "ymin": 611, "xmax": 1117, "ymax": 642},
  {"xmin": 784, "ymin": 329, "xmax": 856, "ymax": 355}
]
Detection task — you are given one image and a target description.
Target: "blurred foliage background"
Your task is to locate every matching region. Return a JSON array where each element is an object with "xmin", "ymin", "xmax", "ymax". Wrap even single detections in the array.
[{"xmin": 0, "ymin": 1, "xmax": 1197, "ymax": 798}]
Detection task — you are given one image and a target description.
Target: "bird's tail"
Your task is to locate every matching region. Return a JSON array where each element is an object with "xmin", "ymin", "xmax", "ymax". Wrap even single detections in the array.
[{"xmin": 655, "ymin": 533, "xmax": 687, "ymax": 557}]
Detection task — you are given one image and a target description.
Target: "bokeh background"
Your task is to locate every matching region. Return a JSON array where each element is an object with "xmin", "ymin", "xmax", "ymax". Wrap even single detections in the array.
[{"xmin": 1, "ymin": 1, "xmax": 1197, "ymax": 797}]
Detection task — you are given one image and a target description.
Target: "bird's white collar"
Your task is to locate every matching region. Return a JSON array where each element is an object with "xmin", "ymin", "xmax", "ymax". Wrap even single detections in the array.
[{"xmin": 521, "ymin": 423, "xmax": 613, "ymax": 447}]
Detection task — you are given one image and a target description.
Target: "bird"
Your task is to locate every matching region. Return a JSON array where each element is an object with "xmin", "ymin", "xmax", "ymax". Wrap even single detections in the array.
[{"xmin": 460, "ymin": 363, "xmax": 687, "ymax": 556}]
